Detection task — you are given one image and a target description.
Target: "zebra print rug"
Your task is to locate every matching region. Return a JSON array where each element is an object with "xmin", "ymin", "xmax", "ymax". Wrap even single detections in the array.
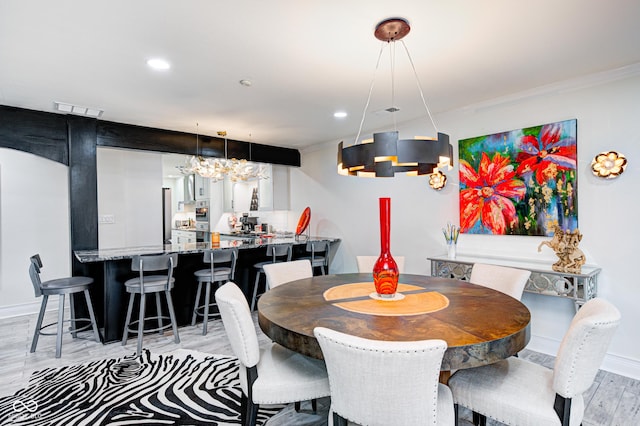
[{"xmin": 0, "ymin": 349, "xmax": 283, "ymax": 425}]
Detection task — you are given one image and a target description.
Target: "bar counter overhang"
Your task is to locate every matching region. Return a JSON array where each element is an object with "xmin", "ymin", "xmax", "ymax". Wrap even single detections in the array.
[{"xmin": 74, "ymin": 235, "xmax": 340, "ymax": 343}]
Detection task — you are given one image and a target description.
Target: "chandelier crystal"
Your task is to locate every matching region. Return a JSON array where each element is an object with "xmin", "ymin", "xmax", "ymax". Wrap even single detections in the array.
[{"xmin": 177, "ymin": 128, "xmax": 267, "ymax": 182}]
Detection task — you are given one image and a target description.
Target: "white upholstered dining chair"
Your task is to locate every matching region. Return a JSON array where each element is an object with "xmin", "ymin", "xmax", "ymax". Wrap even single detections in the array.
[
  {"xmin": 469, "ymin": 263, "xmax": 531, "ymax": 300},
  {"xmin": 215, "ymin": 282, "xmax": 330, "ymax": 426},
  {"xmin": 262, "ymin": 259, "xmax": 312, "ymax": 289},
  {"xmin": 314, "ymin": 326, "xmax": 454, "ymax": 426},
  {"xmin": 356, "ymin": 255, "xmax": 405, "ymax": 274},
  {"xmin": 448, "ymin": 297, "xmax": 621, "ymax": 426}
]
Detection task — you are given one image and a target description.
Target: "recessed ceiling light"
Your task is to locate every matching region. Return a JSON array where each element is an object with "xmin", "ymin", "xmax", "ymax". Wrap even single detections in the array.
[
  {"xmin": 334, "ymin": 111, "xmax": 347, "ymax": 118},
  {"xmin": 147, "ymin": 58, "xmax": 171, "ymax": 70}
]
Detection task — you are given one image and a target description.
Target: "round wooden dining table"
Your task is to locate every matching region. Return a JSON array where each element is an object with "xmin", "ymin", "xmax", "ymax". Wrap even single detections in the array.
[{"xmin": 258, "ymin": 273, "xmax": 531, "ymax": 376}]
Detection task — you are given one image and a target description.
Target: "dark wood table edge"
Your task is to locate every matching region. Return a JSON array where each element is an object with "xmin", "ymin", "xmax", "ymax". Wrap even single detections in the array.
[{"xmin": 258, "ymin": 273, "xmax": 531, "ymax": 372}]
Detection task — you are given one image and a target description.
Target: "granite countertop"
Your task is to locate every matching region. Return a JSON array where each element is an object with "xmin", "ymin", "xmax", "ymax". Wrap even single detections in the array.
[{"xmin": 74, "ymin": 235, "xmax": 340, "ymax": 263}]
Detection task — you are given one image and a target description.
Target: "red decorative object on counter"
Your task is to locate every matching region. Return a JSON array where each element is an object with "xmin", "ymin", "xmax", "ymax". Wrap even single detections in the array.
[
  {"xmin": 296, "ymin": 207, "xmax": 311, "ymax": 235},
  {"xmin": 373, "ymin": 197, "xmax": 399, "ymax": 297}
]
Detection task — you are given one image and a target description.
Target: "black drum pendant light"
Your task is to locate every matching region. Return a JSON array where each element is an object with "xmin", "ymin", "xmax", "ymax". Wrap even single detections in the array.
[{"xmin": 337, "ymin": 18, "xmax": 453, "ymax": 178}]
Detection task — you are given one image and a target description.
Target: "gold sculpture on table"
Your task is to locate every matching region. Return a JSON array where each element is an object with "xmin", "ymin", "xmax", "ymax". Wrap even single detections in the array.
[{"xmin": 538, "ymin": 226, "xmax": 586, "ymax": 273}]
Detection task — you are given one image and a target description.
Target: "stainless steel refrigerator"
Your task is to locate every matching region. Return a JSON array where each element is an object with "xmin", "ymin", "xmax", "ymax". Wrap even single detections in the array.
[{"xmin": 162, "ymin": 188, "xmax": 172, "ymax": 244}]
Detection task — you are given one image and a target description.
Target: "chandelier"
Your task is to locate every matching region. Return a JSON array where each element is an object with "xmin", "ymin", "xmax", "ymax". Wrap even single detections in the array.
[
  {"xmin": 178, "ymin": 128, "xmax": 267, "ymax": 182},
  {"xmin": 337, "ymin": 18, "xmax": 453, "ymax": 178}
]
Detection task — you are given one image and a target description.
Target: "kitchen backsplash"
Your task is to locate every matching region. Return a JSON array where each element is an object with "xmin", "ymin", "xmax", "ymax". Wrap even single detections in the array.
[
  {"xmin": 212, "ymin": 211, "xmax": 290, "ymax": 234},
  {"xmin": 173, "ymin": 212, "xmax": 196, "ymax": 228}
]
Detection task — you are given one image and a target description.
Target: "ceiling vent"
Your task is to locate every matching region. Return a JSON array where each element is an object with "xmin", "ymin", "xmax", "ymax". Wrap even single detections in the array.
[{"xmin": 54, "ymin": 101, "xmax": 103, "ymax": 118}]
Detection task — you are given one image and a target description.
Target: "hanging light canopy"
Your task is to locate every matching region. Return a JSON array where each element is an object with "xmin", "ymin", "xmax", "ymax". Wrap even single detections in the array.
[
  {"xmin": 337, "ymin": 18, "xmax": 453, "ymax": 178},
  {"xmin": 178, "ymin": 128, "xmax": 267, "ymax": 182}
]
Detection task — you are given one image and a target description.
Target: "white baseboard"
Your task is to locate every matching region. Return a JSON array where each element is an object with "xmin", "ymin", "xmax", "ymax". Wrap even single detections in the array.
[
  {"xmin": 0, "ymin": 298, "xmax": 59, "ymax": 319},
  {"xmin": 528, "ymin": 334, "xmax": 640, "ymax": 381}
]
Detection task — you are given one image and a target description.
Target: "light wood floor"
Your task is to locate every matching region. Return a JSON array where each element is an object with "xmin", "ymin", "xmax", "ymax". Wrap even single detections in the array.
[{"xmin": 1, "ymin": 308, "xmax": 638, "ymax": 425}]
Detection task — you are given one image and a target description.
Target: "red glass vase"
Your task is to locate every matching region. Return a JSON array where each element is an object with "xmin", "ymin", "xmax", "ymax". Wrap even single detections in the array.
[{"xmin": 373, "ymin": 197, "xmax": 399, "ymax": 297}]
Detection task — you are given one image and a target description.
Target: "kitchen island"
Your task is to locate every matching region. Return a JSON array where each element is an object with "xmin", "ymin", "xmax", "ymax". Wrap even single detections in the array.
[{"xmin": 75, "ymin": 235, "xmax": 340, "ymax": 343}]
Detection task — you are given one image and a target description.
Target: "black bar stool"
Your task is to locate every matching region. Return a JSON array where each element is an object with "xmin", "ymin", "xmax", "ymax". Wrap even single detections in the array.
[
  {"xmin": 28, "ymin": 254, "xmax": 101, "ymax": 358},
  {"xmin": 191, "ymin": 248, "xmax": 238, "ymax": 335},
  {"xmin": 122, "ymin": 253, "xmax": 180, "ymax": 355}
]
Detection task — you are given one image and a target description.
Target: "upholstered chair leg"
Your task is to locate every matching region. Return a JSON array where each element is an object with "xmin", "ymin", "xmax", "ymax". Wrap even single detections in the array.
[
  {"xmin": 244, "ymin": 365, "xmax": 259, "ymax": 426},
  {"xmin": 239, "ymin": 393, "xmax": 248, "ymax": 426},
  {"xmin": 55, "ymin": 294, "xmax": 65, "ymax": 358},
  {"xmin": 137, "ymin": 293, "xmax": 146, "ymax": 356},
  {"xmin": 31, "ymin": 295, "xmax": 48, "ymax": 353},
  {"xmin": 155, "ymin": 292, "xmax": 164, "ymax": 334},
  {"xmin": 294, "ymin": 401, "xmax": 300, "ymax": 412},
  {"xmin": 554, "ymin": 394, "xmax": 572, "ymax": 426},
  {"xmin": 191, "ymin": 281, "xmax": 203, "ymax": 326},
  {"xmin": 472, "ymin": 411, "xmax": 487, "ymax": 426},
  {"xmin": 454, "ymin": 403, "xmax": 459, "ymax": 426},
  {"xmin": 122, "ymin": 294, "xmax": 135, "ymax": 346},
  {"xmin": 165, "ymin": 290, "xmax": 180, "ymax": 343},
  {"xmin": 84, "ymin": 290, "xmax": 101, "ymax": 342},
  {"xmin": 333, "ymin": 412, "xmax": 348, "ymax": 426},
  {"xmin": 312, "ymin": 398, "xmax": 317, "ymax": 413},
  {"xmin": 247, "ymin": 400, "xmax": 259, "ymax": 426}
]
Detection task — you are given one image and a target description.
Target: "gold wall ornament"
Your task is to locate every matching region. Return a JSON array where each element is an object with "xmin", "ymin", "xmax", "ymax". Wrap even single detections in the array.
[
  {"xmin": 591, "ymin": 151, "xmax": 627, "ymax": 179},
  {"xmin": 428, "ymin": 170, "xmax": 447, "ymax": 190},
  {"xmin": 537, "ymin": 226, "xmax": 586, "ymax": 273}
]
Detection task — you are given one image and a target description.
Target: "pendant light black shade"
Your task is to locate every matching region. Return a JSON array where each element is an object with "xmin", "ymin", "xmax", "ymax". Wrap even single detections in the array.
[
  {"xmin": 338, "ymin": 131, "xmax": 453, "ymax": 177},
  {"xmin": 337, "ymin": 18, "xmax": 454, "ymax": 179}
]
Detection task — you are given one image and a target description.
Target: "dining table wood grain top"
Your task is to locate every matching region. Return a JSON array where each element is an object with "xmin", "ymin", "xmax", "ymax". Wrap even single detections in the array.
[{"xmin": 257, "ymin": 273, "xmax": 531, "ymax": 372}]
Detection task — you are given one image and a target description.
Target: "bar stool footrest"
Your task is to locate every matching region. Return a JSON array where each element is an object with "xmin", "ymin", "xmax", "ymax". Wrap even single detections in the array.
[
  {"xmin": 192, "ymin": 303, "xmax": 221, "ymax": 320},
  {"xmin": 38, "ymin": 318, "xmax": 97, "ymax": 336},
  {"xmin": 126, "ymin": 315, "xmax": 175, "ymax": 335}
]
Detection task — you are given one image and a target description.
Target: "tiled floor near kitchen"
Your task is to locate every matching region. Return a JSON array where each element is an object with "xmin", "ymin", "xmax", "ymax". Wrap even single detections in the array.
[{"xmin": 1, "ymin": 309, "xmax": 638, "ymax": 425}]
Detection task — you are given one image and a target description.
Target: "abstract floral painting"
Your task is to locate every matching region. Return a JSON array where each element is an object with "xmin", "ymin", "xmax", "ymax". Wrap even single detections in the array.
[{"xmin": 458, "ymin": 119, "xmax": 578, "ymax": 236}]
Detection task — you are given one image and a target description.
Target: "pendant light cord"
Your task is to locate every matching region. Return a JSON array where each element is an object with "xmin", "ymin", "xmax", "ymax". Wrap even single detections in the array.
[
  {"xmin": 390, "ymin": 41, "xmax": 397, "ymax": 132},
  {"xmin": 353, "ymin": 42, "xmax": 386, "ymax": 146},
  {"xmin": 195, "ymin": 122, "xmax": 200, "ymax": 156},
  {"xmin": 353, "ymin": 38, "xmax": 437, "ymax": 145},
  {"xmin": 400, "ymin": 40, "xmax": 438, "ymax": 133}
]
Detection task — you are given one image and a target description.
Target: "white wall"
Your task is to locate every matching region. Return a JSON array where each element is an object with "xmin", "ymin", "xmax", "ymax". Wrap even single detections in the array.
[
  {"xmin": 97, "ymin": 148, "xmax": 163, "ymax": 249},
  {"xmin": 292, "ymin": 72, "xmax": 640, "ymax": 379},
  {"xmin": 0, "ymin": 148, "xmax": 71, "ymax": 314}
]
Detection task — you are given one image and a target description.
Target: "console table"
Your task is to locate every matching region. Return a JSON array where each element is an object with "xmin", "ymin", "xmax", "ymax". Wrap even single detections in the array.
[{"xmin": 428, "ymin": 254, "xmax": 600, "ymax": 312}]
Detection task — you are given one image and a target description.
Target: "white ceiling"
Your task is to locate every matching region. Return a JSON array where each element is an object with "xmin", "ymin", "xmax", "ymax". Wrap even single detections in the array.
[{"xmin": 2, "ymin": 1, "xmax": 640, "ymax": 150}]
